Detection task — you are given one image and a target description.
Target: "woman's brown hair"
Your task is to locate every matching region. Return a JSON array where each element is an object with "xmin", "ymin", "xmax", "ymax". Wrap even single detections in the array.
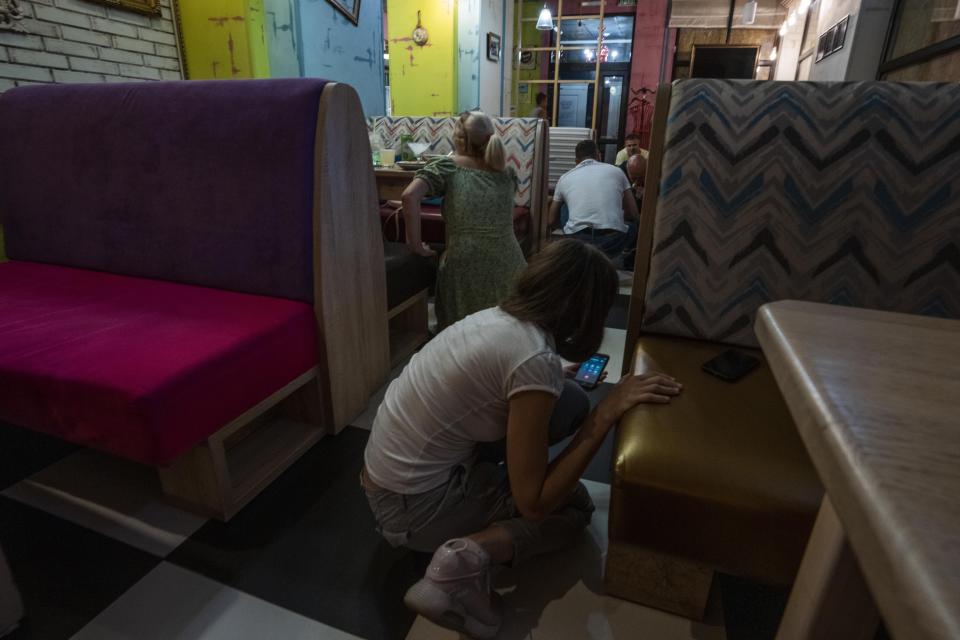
[{"xmin": 501, "ymin": 239, "xmax": 618, "ymax": 362}]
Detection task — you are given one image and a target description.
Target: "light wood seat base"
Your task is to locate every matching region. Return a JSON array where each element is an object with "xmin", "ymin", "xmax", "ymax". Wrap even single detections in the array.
[
  {"xmin": 388, "ymin": 289, "xmax": 429, "ymax": 368},
  {"xmin": 159, "ymin": 368, "xmax": 326, "ymax": 521}
]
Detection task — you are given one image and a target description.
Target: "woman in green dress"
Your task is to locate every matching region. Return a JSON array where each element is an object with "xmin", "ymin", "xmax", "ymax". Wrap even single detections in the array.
[{"xmin": 401, "ymin": 111, "xmax": 526, "ymax": 329}]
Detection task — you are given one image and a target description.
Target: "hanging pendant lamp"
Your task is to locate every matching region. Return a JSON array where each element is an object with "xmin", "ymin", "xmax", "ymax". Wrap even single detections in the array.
[{"xmin": 536, "ymin": 4, "xmax": 553, "ymax": 30}]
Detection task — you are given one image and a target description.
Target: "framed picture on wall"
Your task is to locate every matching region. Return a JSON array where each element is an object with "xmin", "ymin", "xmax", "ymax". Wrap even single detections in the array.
[
  {"xmin": 327, "ymin": 0, "xmax": 361, "ymax": 25},
  {"xmin": 487, "ymin": 33, "xmax": 501, "ymax": 62},
  {"xmin": 88, "ymin": 0, "xmax": 160, "ymax": 14},
  {"xmin": 518, "ymin": 50, "xmax": 536, "ymax": 69},
  {"xmin": 815, "ymin": 14, "xmax": 849, "ymax": 63}
]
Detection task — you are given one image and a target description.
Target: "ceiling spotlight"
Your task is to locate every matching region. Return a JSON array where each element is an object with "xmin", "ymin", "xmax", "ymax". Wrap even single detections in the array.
[
  {"xmin": 771, "ymin": 46, "xmax": 778, "ymax": 61},
  {"xmin": 779, "ymin": 21, "xmax": 788, "ymax": 36},
  {"xmin": 611, "ymin": 49, "xmax": 618, "ymax": 59},
  {"xmin": 787, "ymin": 11, "xmax": 797, "ymax": 26}
]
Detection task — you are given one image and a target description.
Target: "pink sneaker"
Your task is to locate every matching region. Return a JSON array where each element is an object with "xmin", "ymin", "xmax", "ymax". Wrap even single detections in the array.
[{"xmin": 403, "ymin": 538, "xmax": 503, "ymax": 639}]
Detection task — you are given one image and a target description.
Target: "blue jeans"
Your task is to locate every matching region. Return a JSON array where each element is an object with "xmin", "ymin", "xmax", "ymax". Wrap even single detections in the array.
[{"xmin": 568, "ymin": 222, "xmax": 638, "ymax": 270}]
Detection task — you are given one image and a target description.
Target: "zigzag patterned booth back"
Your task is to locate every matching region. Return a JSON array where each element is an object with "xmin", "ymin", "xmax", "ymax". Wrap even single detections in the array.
[
  {"xmin": 368, "ymin": 116, "xmax": 543, "ymax": 209},
  {"xmin": 641, "ymin": 80, "xmax": 960, "ymax": 348}
]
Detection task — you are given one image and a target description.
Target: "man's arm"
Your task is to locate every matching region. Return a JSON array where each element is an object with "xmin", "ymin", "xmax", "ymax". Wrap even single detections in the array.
[
  {"xmin": 622, "ymin": 188, "xmax": 640, "ymax": 223},
  {"xmin": 548, "ymin": 199, "xmax": 563, "ymax": 229}
]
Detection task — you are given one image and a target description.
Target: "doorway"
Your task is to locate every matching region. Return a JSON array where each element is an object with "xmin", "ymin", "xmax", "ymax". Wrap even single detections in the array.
[{"xmin": 596, "ymin": 65, "xmax": 631, "ymax": 163}]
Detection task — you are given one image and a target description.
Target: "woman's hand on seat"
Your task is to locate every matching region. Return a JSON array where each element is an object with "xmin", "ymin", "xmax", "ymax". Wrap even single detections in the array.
[{"xmin": 596, "ymin": 371, "xmax": 681, "ymax": 425}]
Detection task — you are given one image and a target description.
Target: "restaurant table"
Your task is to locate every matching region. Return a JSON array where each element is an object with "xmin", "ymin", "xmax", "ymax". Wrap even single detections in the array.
[
  {"xmin": 374, "ymin": 166, "xmax": 419, "ymax": 201},
  {"xmin": 755, "ymin": 301, "xmax": 960, "ymax": 640}
]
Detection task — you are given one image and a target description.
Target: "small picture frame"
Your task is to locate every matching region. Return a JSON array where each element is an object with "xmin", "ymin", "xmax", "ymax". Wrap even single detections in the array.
[
  {"xmin": 518, "ymin": 50, "xmax": 537, "ymax": 69},
  {"xmin": 327, "ymin": 0, "xmax": 361, "ymax": 25},
  {"xmin": 487, "ymin": 32, "xmax": 501, "ymax": 62},
  {"xmin": 815, "ymin": 14, "xmax": 848, "ymax": 63},
  {"xmin": 833, "ymin": 16, "xmax": 849, "ymax": 52}
]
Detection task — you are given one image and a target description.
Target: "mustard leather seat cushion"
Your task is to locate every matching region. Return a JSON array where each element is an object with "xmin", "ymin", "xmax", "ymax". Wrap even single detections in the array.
[{"xmin": 611, "ymin": 335, "xmax": 823, "ymax": 585}]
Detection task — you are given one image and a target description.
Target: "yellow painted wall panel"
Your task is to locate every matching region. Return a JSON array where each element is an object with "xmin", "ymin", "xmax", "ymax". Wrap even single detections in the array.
[
  {"xmin": 387, "ymin": 0, "xmax": 456, "ymax": 116},
  {"xmin": 177, "ymin": 0, "xmax": 269, "ymax": 80},
  {"xmin": 246, "ymin": 1, "xmax": 270, "ymax": 78}
]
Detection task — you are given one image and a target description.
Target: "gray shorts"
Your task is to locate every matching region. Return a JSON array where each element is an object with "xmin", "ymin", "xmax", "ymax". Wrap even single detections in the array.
[{"xmin": 364, "ymin": 380, "xmax": 595, "ymax": 564}]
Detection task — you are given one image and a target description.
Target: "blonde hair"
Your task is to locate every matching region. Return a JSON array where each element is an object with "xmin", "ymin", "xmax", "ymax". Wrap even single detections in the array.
[{"xmin": 457, "ymin": 111, "xmax": 506, "ymax": 172}]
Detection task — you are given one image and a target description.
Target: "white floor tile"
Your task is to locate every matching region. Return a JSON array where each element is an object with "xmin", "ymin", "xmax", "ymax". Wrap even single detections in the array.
[
  {"xmin": 406, "ymin": 480, "xmax": 725, "ymax": 640},
  {"xmin": 598, "ymin": 328, "xmax": 626, "ymax": 384},
  {"xmin": 2, "ymin": 450, "xmax": 207, "ymax": 557},
  {"xmin": 71, "ymin": 563, "xmax": 361, "ymax": 640}
]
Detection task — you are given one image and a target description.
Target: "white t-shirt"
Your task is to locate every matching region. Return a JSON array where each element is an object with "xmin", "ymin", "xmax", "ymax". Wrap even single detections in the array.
[
  {"xmin": 554, "ymin": 159, "xmax": 631, "ymax": 235},
  {"xmin": 364, "ymin": 307, "xmax": 564, "ymax": 494}
]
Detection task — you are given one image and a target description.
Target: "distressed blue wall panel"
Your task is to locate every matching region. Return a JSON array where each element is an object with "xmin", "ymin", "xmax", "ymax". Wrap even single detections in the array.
[
  {"xmin": 265, "ymin": 0, "xmax": 302, "ymax": 77},
  {"xmin": 299, "ymin": 0, "xmax": 386, "ymax": 116},
  {"xmin": 457, "ymin": 0, "xmax": 480, "ymax": 112}
]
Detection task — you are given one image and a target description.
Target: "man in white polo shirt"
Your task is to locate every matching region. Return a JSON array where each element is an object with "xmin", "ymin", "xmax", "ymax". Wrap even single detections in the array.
[{"xmin": 549, "ymin": 139, "xmax": 639, "ymax": 269}]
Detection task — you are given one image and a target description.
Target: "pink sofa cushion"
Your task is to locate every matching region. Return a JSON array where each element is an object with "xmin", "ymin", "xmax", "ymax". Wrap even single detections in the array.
[{"xmin": 0, "ymin": 261, "xmax": 317, "ymax": 466}]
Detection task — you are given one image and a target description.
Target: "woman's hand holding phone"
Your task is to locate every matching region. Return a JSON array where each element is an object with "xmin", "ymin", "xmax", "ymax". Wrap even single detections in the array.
[{"xmin": 563, "ymin": 362, "xmax": 608, "ymax": 384}]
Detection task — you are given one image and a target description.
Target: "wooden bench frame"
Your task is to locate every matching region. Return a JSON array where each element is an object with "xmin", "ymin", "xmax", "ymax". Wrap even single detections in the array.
[{"xmin": 158, "ymin": 83, "xmax": 390, "ymax": 521}]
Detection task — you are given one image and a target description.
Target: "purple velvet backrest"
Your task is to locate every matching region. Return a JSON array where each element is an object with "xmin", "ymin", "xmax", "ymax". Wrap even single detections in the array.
[{"xmin": 0, "ymin": 79, "xmax": 328, "ymax": 303}]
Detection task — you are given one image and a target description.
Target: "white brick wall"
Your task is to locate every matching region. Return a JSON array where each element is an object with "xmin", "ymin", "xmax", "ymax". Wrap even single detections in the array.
[{"xmin": 0, "ymin": 0, "xmax": 182, "ymax": 91}]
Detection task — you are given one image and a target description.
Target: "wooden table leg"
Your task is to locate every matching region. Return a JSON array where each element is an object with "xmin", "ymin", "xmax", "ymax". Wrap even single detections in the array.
[{"xmin": 776, "ymin": 495, "xmax": 880, "ymax": 640}]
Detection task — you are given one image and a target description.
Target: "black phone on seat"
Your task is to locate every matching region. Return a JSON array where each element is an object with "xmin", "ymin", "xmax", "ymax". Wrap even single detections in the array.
[
  {"xmin": 702, "ymin": 349, "xmax": 760, "ymax": 382},
  {"xmin": 574, "ymin": 353, "xmax": 610, "ymax": 389}
]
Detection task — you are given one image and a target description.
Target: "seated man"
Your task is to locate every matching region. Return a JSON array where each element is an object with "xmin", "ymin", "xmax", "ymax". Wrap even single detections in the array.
[
  {"xmin": 626, "ymin": 152, "xmax": 646, "ymax": 212},
  {"xmin": 549, "ymin": 140, "xmax": 639, "ymax": 270},
  {"xmin": 614, "ymin": 132, "xmax": 648, "ymax": 169},
  {"xmin": 621, "ymin": 153, "xmax": 647, "ymax": 271}
]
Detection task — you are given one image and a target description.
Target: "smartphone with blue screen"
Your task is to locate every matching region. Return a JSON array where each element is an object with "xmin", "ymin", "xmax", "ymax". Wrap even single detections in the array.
[{"xmin": 574, "ymin": 353, "xmax": 610, "ymax": 389}]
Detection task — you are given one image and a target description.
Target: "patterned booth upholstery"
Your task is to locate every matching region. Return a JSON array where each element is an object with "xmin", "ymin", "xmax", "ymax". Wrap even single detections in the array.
[
  {"xmin": 611, "ymin": 80, "xmax": 960, "ymax": 618},
  {"xmin": 368, "ymin": 116, "xmax": 550, "ymax": 250}
]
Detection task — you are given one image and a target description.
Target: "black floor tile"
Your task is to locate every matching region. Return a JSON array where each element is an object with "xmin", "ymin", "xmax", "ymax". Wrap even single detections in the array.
[
  {"xmin": 166, "ymin": 427, "xmax": 420, "ymax": 640},
  {"xmin": 0, "ymin": 495, "xmax": 160, "ymax": 640},
  {"xmin": 604, "ymin": 293, "xmax": 630, "ymax": 330},
  {"xmin": 0, "ymin": 423, "xmax": 77, "ymax": 491},
  {"xmin": 718, "ymin": 573, "xmax": 790, "ymax": 640}
]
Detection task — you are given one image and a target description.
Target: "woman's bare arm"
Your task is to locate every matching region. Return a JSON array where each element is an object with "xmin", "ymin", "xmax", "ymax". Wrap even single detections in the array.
[
  {"xmin": 506, "ymin": 372, "xmax": 681, "ymax": 520},
  {"xmin": 401, "ymin": 178, "xmax": 435, "ymax": 257}
]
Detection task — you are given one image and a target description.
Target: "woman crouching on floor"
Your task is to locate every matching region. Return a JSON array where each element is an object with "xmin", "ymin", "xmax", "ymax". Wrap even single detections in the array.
[{"xmin": 361, "ymin": 239, "xmax": 682, "ymax": 638}]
